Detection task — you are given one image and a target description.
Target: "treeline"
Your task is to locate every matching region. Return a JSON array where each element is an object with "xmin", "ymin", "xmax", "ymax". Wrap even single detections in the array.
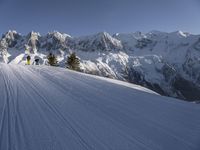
[{"xmin": 47, "ymin": 52, "xmax": 80, "ymax": 71}]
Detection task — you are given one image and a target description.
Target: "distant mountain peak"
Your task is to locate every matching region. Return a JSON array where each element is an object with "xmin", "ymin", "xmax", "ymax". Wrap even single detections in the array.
[
  {"xmin": 96, "ymin": 31, "xmax": 111, "ymax": 37},
  {"xmin": 170, "ymin": 30, "xmax": 190, "ymax": 38}
]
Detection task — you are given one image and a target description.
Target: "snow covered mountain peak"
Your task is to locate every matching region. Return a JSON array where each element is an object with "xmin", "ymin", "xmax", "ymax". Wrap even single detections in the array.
[
  {"xmin": 80, "ymin": 31, "xmax": 117, "ymax": 41},
  {"xmin": 27, "ymin": 31, "xmax": 40, "ymax": 40},
  {"xmin": 29, "ymin": 31, "xmax": 41, "ymax": 36},
  {"xmin": 47, "ymin": 31, "xmax": 72, "ymax": 40},
  {"xmin": 74, "ymin": 32, "xmax": 123, "ymax": 51},
  {"xmin": 148, "ymin": 30, "xmax": 166, "ymax": 34},
  {"xmin": 170, "ymin": 30, "xmax": 189, "ymax": 38},
  {"xmin": 2, "ymin": 30, "xmax": 21, "ymax": 40},
  {"xmin": 4, "ymin": 30, "xmax": 19, "ymax": 36},
  {"xmin": 96, "ymin": 31, "xmax": 111, "ymax": 37},
  {"xmin": 113, "ymin": 31, "xmax": 145, "ymax": 40}
]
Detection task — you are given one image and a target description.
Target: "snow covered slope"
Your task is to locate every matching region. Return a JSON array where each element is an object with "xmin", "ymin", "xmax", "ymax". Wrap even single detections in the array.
[
  {"xmin": 0, "ymin": 30, "xmax": 200, "ymax": 101},
  {"xmin": 0, "ymin": 64, "xmax": 200, "ymax": 150}
]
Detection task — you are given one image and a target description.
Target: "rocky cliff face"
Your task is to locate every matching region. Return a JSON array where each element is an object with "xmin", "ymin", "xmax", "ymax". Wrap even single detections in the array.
[{"xmin": 0, "ymin": 30, "xmax": 200, "ymax": 101}]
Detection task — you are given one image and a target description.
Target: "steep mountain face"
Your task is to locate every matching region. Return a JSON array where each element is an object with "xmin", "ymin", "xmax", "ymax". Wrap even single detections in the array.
[{"xmin": 0, "ymin": 30, "xmax": 200, "ymax": 101}]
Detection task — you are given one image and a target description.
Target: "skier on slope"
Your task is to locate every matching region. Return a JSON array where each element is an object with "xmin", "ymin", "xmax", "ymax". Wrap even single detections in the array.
[
  {"xmin": 35, "ymin": 58, "xmax": 40, "ymax": 65},
  {"xmin": 26, "ymin": 55, "xmax": 31, "ymax": 65}
]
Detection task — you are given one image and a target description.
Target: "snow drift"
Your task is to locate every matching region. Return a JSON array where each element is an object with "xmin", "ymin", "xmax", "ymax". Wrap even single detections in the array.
[{"xmin": 0, "ymin": 64, "xmax": 200, "ymax": 150}]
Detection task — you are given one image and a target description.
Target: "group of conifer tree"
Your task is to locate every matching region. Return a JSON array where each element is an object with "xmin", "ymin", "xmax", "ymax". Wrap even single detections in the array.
[{"xmin": 47, "ymin": 52, "xmax": 80, "ymax": 71}]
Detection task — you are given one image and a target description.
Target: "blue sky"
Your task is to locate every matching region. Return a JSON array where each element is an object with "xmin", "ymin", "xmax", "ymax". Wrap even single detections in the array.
[{"xmin": 0, "ymin": 0, "xmax": 200, "ymax": 36}]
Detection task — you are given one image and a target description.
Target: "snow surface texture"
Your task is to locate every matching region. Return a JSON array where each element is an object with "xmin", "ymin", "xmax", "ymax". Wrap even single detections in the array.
[
  {"xmin": 0, "ymin": 64, "xmax": 200, "ymax": 150},
  {"xmin": 0, "ymin": 30, "xmax": 200, "ymax": 101}
]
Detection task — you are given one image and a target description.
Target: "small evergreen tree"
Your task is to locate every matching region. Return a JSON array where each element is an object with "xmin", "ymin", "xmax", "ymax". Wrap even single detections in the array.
[
  {"xmin": 66, "ymin": 52, "xmax": 80, "ymax": 71},
  {"xmin": 47, "ymin": 53, "xmax": 58, "ymax": 66}
]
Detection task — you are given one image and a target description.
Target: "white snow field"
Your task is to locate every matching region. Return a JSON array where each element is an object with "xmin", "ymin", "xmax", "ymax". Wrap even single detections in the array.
[{"xmin": 0, "ymin": 64, "xmax": 200, "ymax": 150}]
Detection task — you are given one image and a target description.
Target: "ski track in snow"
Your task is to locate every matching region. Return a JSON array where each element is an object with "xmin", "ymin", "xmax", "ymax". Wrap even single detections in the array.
[{"xmin": 0, "ymin": 64, "xmax": 200, "ymax": 150}]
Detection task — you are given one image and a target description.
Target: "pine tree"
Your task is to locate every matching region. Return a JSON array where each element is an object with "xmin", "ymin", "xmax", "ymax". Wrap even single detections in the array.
[
  {"xmin": 47, "ymin": 53, "xmax": 58, "ymax": 66},
  {"xmin": 66, "ymin": 52, "xmax": 80, "ymax": 71}
]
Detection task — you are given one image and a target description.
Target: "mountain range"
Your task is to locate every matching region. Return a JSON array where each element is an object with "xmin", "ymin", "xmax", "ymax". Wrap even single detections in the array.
[{"xmin": 0, "ymin": 30, "xmax": 200, "ymax": 101}]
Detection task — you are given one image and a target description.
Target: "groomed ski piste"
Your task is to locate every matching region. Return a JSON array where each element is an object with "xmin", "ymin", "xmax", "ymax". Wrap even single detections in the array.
[{"xmin": 0, "ymin": 63, "xmax": 200, "ymax": 150}]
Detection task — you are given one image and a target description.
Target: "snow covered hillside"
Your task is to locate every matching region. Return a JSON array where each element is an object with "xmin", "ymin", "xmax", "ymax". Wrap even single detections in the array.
[
  {"xmin": 0, "ymin": 64, "xmax": 200, "ymax": 150},
  {"xmin": 0, "ymin": 30, "xmax": 200, "ymax": 101}
]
